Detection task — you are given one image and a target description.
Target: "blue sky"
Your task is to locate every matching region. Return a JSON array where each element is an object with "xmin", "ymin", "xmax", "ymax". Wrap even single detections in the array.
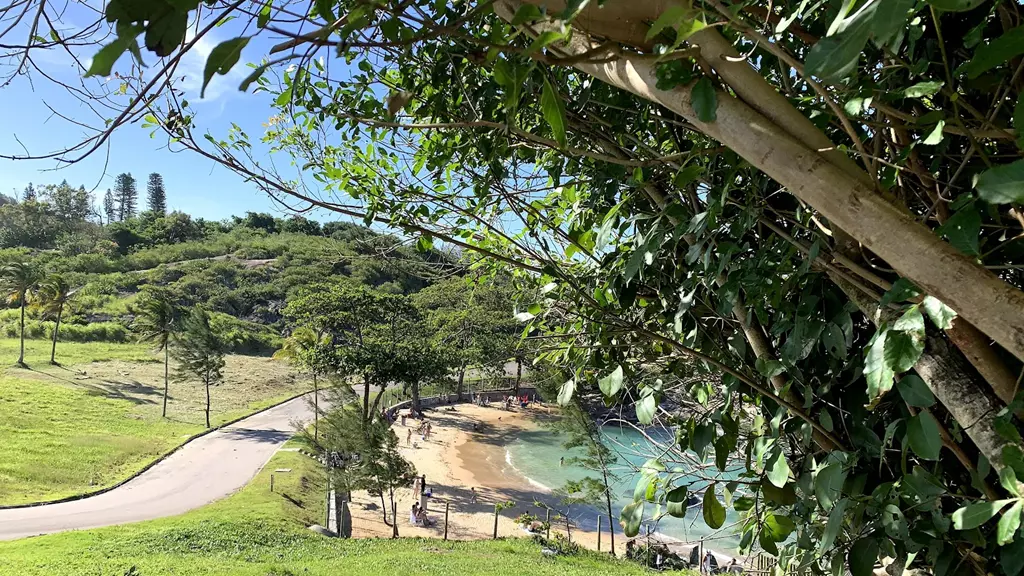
[{"xmin": 0, "ymin": 10, "xmax": 335, "ymax": 222}]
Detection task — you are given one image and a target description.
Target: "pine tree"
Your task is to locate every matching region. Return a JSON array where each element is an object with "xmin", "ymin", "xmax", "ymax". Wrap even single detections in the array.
[
  {"xmin": 147, "ymin": 172, "xmax": 166, "ymax": 215},
  {"xmin": 172, "ymin": 307, "xmax": 224, "ymax": 428},
  {"xmin": 113, "ymin": 172, "xmax": 137, "ymax": 221},
  {"xmin": 103, "ymin": 189, "xmax": 115, "ymax": 224},
  {"xmin": 22, "ymin": 183, "xmax": 36, "ymax": 202}
]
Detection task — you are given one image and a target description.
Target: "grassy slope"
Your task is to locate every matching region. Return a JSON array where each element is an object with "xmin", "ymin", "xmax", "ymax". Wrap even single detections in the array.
[
  {"xmin": 0, "ymin": 339, "xmax": 308, "ymax": 505},
  {"xmin": 0, "ymin": 443, "xmax": 650, "ymax": 576}
]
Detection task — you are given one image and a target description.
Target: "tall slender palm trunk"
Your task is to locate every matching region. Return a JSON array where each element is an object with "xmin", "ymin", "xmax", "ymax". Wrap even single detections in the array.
[
  {"xmin": 162, "ymin": 345, "xmax": 169, "ymax": 418},
  {"xmin": 313, "ymin": 373, "xmax": 319, "ymax": 440},
  {"xmin": 49, "ymin": 305, "xmax": 63, "ymax": 365},
  {"xmin": 17, "ymin": 299, "xmax": 25, "ymax": 365}
]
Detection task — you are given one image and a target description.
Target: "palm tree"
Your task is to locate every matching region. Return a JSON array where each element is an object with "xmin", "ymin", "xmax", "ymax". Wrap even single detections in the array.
[
  {"xmin": 133, "ymin": 292, "xmax": 177, "ymax": 417},
  {"xmin": 274, "ymin": 327, "xmax": 331, "ymax": 440},
  {"xmin": 1, "ymin": 261, "xmax": 42, "ymax": 366},
  {"xmin": 35, "ymin": 274, "xmax": 77, "ymax": 365}
]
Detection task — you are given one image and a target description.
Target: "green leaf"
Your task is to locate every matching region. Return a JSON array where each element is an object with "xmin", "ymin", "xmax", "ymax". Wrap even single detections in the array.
[
  {"xmin": 884, "ymin": 330, "xmax": 924, "ymax": 373},
  {"xmin": 202, "ymin": 37, "xmax": 250, "ymax": 98},
  {"xmin": 764, "ymin": 513, "xmax": 796, "ymax": 542},
  {"xmin": 880, "ymin": 278, "xmax": 920, "ymax": 306},
  {"xmin": 511, "ymin": 3, "xmax": 543, "ymax": 24},
  {"xmin": 85, "ymin": 38, "xmax": 130, "ymax": 77},
  {"xmin": 865, "ymin": 328, "xmax": 895, "ymax": 399},
  {"xmin": 636, "ymin": 394, "xmax": 656, "ymax": 425},
  {"xmin": 540, "ymin": 75, "xmax": 567, "ymax": 148},
  {"xmin": 897, "ymin": 375, "xmax": 936, "ymax": 408},
  {"xmin": 315, "ymin": 0, "xmax": 334, "ymax": 21},
  {"xmin": 620, "ymin": 500, "xmax": 643, "ymax": 537},
  {"xmin": 937, "ymin": 207, "xmax": 981, "ymax": 255},
  {"xmin": 820, "ymin": 499, "xmax": 849, "ymax": 553},
  {"xmin": 999, "ymin": 500, "xmax": 1024, "ymax": 546},
  {"xmin": 690, "ymin": 77, "xmax": 717, "ymax": 123},
  {"xmin": 977, "ymin": 160, "xmax": 1024, "ymax": 204},
  {"xmin": 922, "ymin": 120, "xmax": 945, "ymax": 146},
  {"xmin": 815, "ymin": 463, "xmax": 845, "ymax": 510},
  {"xmin": 904, "ymin": 81, "xmax": 944, "ymax": 98},
  {"xmin": 906, "ymin": 412, "xmax": 942, "ymax": 460},
  {"xmin": 257, "ymin": 2, "xmax": 272, "ymax": 28},
  {"xmin": 921, "ymin": 296, "xmax": 957, "ymax": 330},
  {"xmin": 822, "ymin": 324, "xmax": 848, "ymax": 359},
  {"xmin": 806, "ymin": 25, "xmax": 870, "ymax": 81},
  {"xmin": 848, "ymin": 537, "xmax": 878, "ymax": 576},
  {"xmin": 598, "ymin": 365, "xmax": 624, "ymax": 397},
  {"xmin": 755, "ymin": 358, "xmax": 785, "ymax": 378},
  {"xmin": 1004, "ymin": 533, "xmax": 1024, "ymax": 576},
  {"xmin": 676, "ymin": 18, "xmax": 707, "ymax": 43},
  {"xmin": 925, "ymin": 0, "xmax": 986, "ymax": 11},
  {"xmin": 561, "ymin": 0, "xmax": 591, "ymax": 20},
  {"xmin": 666, "ymin": 485, "xmax": 689, "ymax": 518},
  {"xmin": 238, "ymin": 62, "xmax": 272, "ymax": 92},
  {"xmin": 761, "ymin": 479, "xmax": 797, "ymax": 505},
  {"xmin": 527, "ymin": 30, "xmax": 566, "ymax": 54},
  {"xmin": 871, "ymin": 0, "xmax": 918, "ymax": 46},
  {"xmin": 1002, "ymin": 468, "xmax": 1022, "ymax": 497},
  {"xmin": 893, "ymin": 307, "xmax": 926, "ymax": 333},
  {"xmin": 962, "ymin": 26, "xmax": 1024, "ymax": 79},
  {"xmin": 952, "ymin": 499, "xmax": 1014, "ymax": 530},
  {"xmin": 766, "ymin": 449, "xmax": 791, "ymax": 488},
  {"xmin": 702, "ymin": 483, "xmax": 726, "ymax": 529},
  {"xmin": 646, "ymin": 5, "xmax": 687, "ymax": 40},
  {"xmin": 557, "ymin": 379, "xmax": 575, "ymax": 406}
]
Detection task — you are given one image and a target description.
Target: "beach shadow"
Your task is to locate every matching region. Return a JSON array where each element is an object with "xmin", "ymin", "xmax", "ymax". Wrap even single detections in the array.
[{"xmin": 220, "ymin": 428, "xmax": 292, "ymax": 444}]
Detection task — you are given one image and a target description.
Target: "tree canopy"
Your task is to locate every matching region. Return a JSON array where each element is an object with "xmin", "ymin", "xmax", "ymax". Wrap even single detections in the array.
[{"xmin": 6, "ymin": 0, "xmax": 1024, "ymax": 574}]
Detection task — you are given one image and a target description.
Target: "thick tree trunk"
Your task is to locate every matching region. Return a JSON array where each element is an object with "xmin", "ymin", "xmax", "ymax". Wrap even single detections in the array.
[
  {"xmin": 49, "ymin": 305, "xmax": 62, "ymax": 365},
  {"xmin": 496, "ymin": 0, "xmax": 1024, "ymax": 363},
  {"xmin": 17, "ymin": 300, "xmax": 25, "ymax": 365},
  {"xmin": 412, "ymin": 381, "xmax": 421, "ymax": 414},
  {"xmin": 162, "ymin": 345, "xmax": 169, "ymax": 418}
]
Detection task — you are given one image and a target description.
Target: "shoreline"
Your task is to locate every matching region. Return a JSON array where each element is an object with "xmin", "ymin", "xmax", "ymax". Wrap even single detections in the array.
[{"xmin": 344, "ymin": 400, "xmax": 741, "ymax": 566}]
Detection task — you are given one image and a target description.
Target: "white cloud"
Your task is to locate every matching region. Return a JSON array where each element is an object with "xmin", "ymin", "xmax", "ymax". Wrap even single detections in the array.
[{"xmin": 175, "ymin": 29, "xmax": 250, "ymax": 105}]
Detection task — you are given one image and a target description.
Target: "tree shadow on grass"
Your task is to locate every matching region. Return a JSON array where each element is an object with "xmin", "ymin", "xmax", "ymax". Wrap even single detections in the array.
[{"xmin": 22, "ymin": 366, "xmax": 160, "ymax": 405}]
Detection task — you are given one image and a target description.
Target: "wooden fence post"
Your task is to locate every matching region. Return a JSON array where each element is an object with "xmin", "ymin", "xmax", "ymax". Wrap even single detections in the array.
[
  {"xmin": 597, "ymin": 515, "xmax": 602, "ymax": 551},
  {"xmin": 545, "ymin": 509, "xmax": 551, "ymax": 539},
  {"xmin": 493, "ymin": 504, "xmax": 499, "ymax": 539},
  {"xmin": 270, "ymin": 474, "xmax": 274, "ymax": 493},
  {"xmin": 334, "ymin": 491, "xmax": 343, "ymax": 538},
  {"xmin": 444, "ymin": 501, "xmax": 450, "ymax": 540}
]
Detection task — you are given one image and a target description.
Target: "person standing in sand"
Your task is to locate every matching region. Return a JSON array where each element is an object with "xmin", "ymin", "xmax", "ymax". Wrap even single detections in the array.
[
  {"xmin": 407, "ymin": 428, "xmax": 412, "ymax": 445},
  {"xmin": 470, "ymin": 487, "xmax": 477, "ymax": 503}
]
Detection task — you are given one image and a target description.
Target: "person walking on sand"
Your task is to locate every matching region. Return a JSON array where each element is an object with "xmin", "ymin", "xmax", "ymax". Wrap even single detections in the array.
[
  {"xmin": 470, "ymin": 487, "xmax": 477, "ymax": 503},
  {"xmin": 407, "ymin": 428, "xmax": 412, "ymax": 445}
]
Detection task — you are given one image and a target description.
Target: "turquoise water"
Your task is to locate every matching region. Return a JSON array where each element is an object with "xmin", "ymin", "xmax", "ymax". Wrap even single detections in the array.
[{"xmin": 504, "ymin": 422, "xmax": 742, "ymax": 551}]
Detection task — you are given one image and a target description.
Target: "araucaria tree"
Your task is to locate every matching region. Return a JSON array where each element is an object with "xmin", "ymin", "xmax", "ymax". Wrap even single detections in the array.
[
  {"xmin": 102, "ymin": 189, "xmax": 115, "ymax": 224},
  {"xmin": 1, "ymin": 261, "xmax": 41, "ymax": 366},
  {"xmin": 35, "ymin": 274, "xmax": 75, "ymax": 365},
  {"xmin": 146, "ymin": 172, "xmax": 166, "ymax": 216},
  {"xmin": 172, "ymin": 307, "xmax": 224, "ymax": 428},
  {"xmin": 113, "ymin": 172, "xmax": 137, "ymax": 222},
  {"xmin": 134, "ymin": 290, "xmax": 178, "ymax": 418},
  {"xmin": 13, "ymin": 1, "xmax": 1024, "ymax": 574}
]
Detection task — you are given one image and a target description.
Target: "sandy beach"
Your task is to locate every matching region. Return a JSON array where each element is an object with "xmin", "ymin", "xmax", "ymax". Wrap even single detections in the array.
[{"xmin": 344, "ymin": 401, "xmax": 613, "ymax": 551}]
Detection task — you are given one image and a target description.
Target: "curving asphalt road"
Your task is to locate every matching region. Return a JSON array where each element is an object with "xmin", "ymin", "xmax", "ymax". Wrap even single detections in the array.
[{"xmin": 0, "ymin": 393, "xmax": 316, "ymax": 541}]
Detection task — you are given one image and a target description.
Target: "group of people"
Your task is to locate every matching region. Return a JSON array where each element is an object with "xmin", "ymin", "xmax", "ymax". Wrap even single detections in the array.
[
  {"xmin": 409, "ymin": 503, "xmax": 433, "ymax": 527},
  {"xmin": 404, "ymin": 419, "xmax": 432, "ymax": 446}
]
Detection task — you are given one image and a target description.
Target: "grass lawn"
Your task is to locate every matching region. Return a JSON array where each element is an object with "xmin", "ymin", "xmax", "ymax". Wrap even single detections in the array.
[
  {"xmin": 0, "ymin": 338, "xmax": 309, "ymax": 505},
  {"xmin": 0, "ymin": 443, "xmax": 651, "ymax": 576}
]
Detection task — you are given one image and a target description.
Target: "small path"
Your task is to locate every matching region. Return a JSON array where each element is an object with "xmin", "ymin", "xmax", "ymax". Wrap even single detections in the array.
[{"xmin": 0, "ymin": 393, "xmax": 316, "ymax": 541}]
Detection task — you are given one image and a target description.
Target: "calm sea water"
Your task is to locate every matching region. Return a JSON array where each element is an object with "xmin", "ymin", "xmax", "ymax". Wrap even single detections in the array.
[{"xmin": 504, "ymin": 422, "xmax": 742, "ymax": 551}]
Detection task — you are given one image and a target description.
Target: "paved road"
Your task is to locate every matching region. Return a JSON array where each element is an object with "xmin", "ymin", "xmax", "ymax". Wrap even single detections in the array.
[{"xmin": 0, "ymin": 393, "xmax": 316, "ymax": 541}]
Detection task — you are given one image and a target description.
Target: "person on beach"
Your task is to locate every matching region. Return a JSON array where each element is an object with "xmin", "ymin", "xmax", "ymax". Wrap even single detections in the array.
[
  {"xmin": 470, "ymin": 487, "xmax": 477, "ymax": 503},
  {"xmin": 702, "ymin": 550, "xmax": 718, "ymax": 575},
  {"xmin": 410, "ymin": 504, "xmax": 419, "ymax": 524},
  {"xmin": 407, "ymin": 428, "xmax": 412, "ymax": 445},
  {"xmin": 559, "ymin": 456, "xmax": 564, "ymax": 466},
  {"xmin": 401, "ymin": 413, "xmax": 407, "ymax": 426},
  {"xmin": 416, "ymin": 506, "xmax": 433, "ymax": 526},
  {"xmin": 727, "ymin": 559, "xmax": 743, "ymax": 574}
]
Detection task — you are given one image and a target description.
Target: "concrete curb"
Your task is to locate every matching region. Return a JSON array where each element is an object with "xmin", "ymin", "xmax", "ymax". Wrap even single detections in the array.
[{"xmin": 0, "ymin": 390, "xmax": 310, "ymax": 510}]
